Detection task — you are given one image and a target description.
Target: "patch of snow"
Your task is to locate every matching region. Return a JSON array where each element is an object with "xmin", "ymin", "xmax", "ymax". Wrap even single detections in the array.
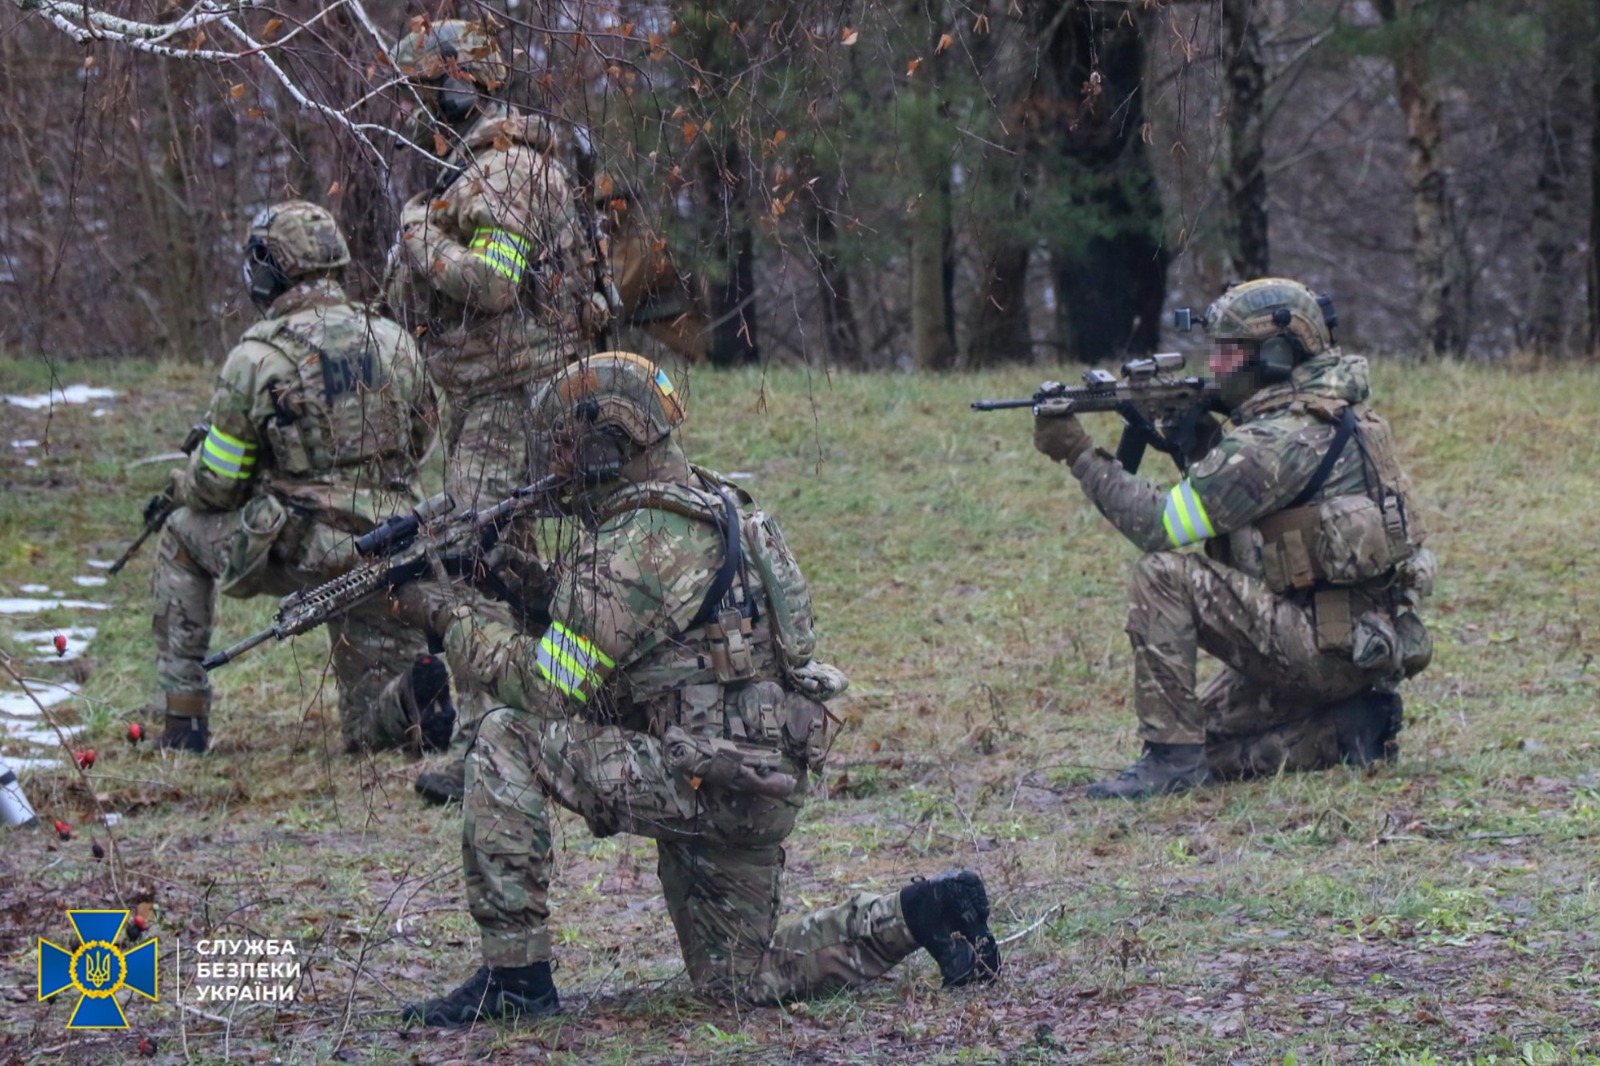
[
  {"xmin": 0, "ymin": 598, "xmax": 111, "ymax": 615},
  {"xmin": 4, "ymin": 385, "xmax": 118, "ymax": 410},
  {"xmin": 71, "ymin": 576, "xmax": 108, "ymax": 587}
]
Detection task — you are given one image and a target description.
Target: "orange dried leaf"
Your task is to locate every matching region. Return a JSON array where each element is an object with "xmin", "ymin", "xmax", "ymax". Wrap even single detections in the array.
[
  {"xmin": 433, "ymin": 132, "xmax": 449, "ymax": 156},
  {"xmin": 689, "ymin": 775, "xmax": 703, "ymax": 790},
  {"xmin": 906, "ymin": 57, "xmax": 922, "ymax": 76},
  {"xmin": 246, "ymin": 107, "xmax": 265, "ymax": 119},
  {"xmin": 327, "ymin": 181, "xmax": 341, "ymax": 196},
  {"xmin": 841, "ymin": 27, "xmax": 858, "ymax": 46},
  {"xmin": 936, "ymin": 33, "xmax": 954, "ymax": 54},
  {"xmin": 773, "ymin": 129, "xmax": 786, "ymax": 145},
  {"xmin": 263, "ymin": 18, "xmax": 282, "ymax": 38},
  {"xmin": 229, "ymin": 83, "xmax": 246, "ymax": 99},
  {"xmin": 82, "ymin": 56, "xmax": 94, "ymax": 70},
  {"xmin": 682, "ymin": 122, "xmax": 698, "ymax": 143}
]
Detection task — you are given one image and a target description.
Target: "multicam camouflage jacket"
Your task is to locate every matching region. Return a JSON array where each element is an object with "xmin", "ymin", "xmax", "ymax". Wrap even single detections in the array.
[
  {"xmin": 1069, "ymin": 350, "xmax": 1425, "ymax": 590},
  {"xmin": 183, "ymin": 279, "xmax": 434, "ymax": 528},
  {"xmin": 386, "ymin": 109, "xmax": 599, "ymax": 400},
  {"xmin": 446, "ymin": 473, "xmax": 802, "ymax": 728}
]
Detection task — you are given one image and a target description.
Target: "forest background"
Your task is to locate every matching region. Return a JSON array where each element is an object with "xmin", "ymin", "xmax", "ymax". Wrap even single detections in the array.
[
  {"xmin": 6, "ymin": 2, "xmax": 1600, "ymax": 1064},
  {"xmin": 2, "ymin": 0, "xmax": 1598, "ymax": 369}
]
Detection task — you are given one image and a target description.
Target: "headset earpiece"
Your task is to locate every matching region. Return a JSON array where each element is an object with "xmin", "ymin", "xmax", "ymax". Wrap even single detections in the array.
[
  {"xmin": 243, "ymin": 237, "xmax": 290, "ymax": 312},
  {"xmin": 438, "ymin": 76, "xmax": 479, "ymax": 123},
  {"xmin": 1255, "ymin": 306, "xmax": 1304, "ymax": 381},
  {"xmin": 574, "ymin": 427, "xmax": 630, "ymax": 484}
]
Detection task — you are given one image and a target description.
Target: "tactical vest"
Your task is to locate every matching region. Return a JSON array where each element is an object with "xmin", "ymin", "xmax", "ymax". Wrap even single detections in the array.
[
  {"xmin": 1239, "ymin": 399, "xmax": 1431, "ymax": 673},
  {"xmin": 595, "ymin": 468, "xmax": 832, "ymax": 773},
  {"xmin": 1251, "ymin": 399, "xmax": 1424, "ymax": 596},
  {"xmin": 242, "ymin": 305, "xmax": 413, "ymax": 479}
]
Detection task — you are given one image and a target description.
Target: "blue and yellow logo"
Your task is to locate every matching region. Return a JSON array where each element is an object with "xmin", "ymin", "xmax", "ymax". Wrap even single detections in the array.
[{"xmin": 38, "ymin": 910, "xmax": 158, "ymax": 1028}]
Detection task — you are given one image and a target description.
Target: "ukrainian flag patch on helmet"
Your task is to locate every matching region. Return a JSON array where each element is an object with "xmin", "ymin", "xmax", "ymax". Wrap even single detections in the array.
[{"xmin": 654, "ymin": 367, "xmax": 675, "ymax": 397}]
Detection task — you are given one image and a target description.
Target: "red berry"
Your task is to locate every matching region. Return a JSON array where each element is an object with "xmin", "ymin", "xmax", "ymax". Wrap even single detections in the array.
[
  {"xmin": 73, "ymin": 749, "xmax": 96, "ymax": 770},
  {"xmin": 127, "ymin": 722, "xmax": 144, "ymax": 745},
  {"xmin": 132, "ymin": 914, "xmax": 148, "ymax": 932},
  {"xmin": 137, "ymin": 1036, "xmax": 157, "ymax": 1055},
  {"xmin": 54, "ymin": 819, "xmax": 72, "ymax": 841},
  {"xmin": 53, "ymin": 633, "xmax": 68, "ymax": 656}
]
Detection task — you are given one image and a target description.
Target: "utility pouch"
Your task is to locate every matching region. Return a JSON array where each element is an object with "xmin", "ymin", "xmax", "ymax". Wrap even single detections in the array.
[
  {"xmin": 705, "ymin": 606, "xmax": 756, "ymax": 684},
  {"xmin": 780, "ymin": 691, "xmax": 833, "ymax": 770},
  {"xmin": 1316, "ymin": 493, "xmax": 1410, "ymax": 586},
  {"xmin": 1258, "ymin": 506, "xmax": 1320, "ymax": 592},
  {"xmin": 1313, "ymin": 587, "xmax": 1353, "ymax": 653},
  {"xmin": 662, "ymin": 724, "xmax": 797, "ymax": 799},
  {"xmin": 220, "ymin": 494, "xmax": 288, "ymax": 598},
  {"xmin": 1351, "ymin": 611, "xmax": 1401, "ymax": 674},
  {"xmin": 1395, "ymin": 609, "xmax": 1434, "ymax": 678},
  {"xmin": 266, "ymin": 418, "xmax": 313, "ymax": 477}
]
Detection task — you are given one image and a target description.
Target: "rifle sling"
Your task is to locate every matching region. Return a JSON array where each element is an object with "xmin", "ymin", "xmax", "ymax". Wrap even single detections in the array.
[
  {"xmin": 689, "ymin": 487, "xmax": 745, "ymax": 629},
  {"xmin": 1288, "ymin": 405, "xmax": 1356, "ymax": 509}
]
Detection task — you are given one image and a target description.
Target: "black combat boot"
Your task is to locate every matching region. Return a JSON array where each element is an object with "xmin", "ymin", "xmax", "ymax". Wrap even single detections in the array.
[
  {"xmin": 900, "ymin": 869, "xmax": 1001, "ymax": 987},
  {"xmin": 401, "ymin": 962, "xmax": 560, "ymax": 1028},
  {"xmin": 158, "ymin": 693, "xmax": 210, "ymax": 754},
  {"xmin": 1085, "ymin": 743, "xmax": 1210, "ymax": 800},
  {"xmin": 1332, "ymin": 690, "xmax": 1404, "ymax": 766},
  {"xmin": 414, "ymin": 758, "xmax": 466, "ymax": 806}
]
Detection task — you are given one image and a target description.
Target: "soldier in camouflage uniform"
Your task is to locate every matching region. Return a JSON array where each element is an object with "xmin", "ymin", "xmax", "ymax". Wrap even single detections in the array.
[
  {"xmin": 150, "ymin": 201, "xmax": 449, "ymax": 756},
  {"xmin": 385, "ymin": 17, "xmax": 612, "ymax": 802},
  {"xmin": 391, "ymin": 354, "xmax": 999, "ymax": 1025},
  {"xmin": 1033, "ymin": 278, "xmax": 1435, "ymax": 800}
]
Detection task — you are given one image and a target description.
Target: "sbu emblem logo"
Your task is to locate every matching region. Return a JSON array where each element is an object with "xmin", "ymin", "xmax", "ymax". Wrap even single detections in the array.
[{"xmin": 38, "ymin": 909, "xmax": 159, "ymax": 1028}]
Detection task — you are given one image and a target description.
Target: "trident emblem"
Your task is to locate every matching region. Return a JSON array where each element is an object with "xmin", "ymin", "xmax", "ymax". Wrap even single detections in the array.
[{"xmin": 39, "ymin": 910, "xmax": 159, "ymax": 1028}]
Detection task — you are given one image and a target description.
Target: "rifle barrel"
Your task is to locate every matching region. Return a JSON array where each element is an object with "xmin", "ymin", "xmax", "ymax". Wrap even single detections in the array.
[
  {"xmin": 969, "ymin": 398, "xmax": 1039, "ymax": 411},
  {"xmin": 202, "ymin": 628, "xmax": 278, "ymax": 671}
]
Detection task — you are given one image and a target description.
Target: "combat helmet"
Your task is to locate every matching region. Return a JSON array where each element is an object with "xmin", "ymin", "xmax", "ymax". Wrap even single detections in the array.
[
  {"xmin": 242, "ymin": 200, "xmax": 350, "ymax": 311},
  {"xmin": 1205, "ymin": 277, "xmax": 1333, "ymax": 376},
  {"xmin": 531, "ymin": 352, "xmax": 686, "ymax": 485},
  {"xmin": 392, "ymin": 18, "xmax": 508, "ymax": 128}
]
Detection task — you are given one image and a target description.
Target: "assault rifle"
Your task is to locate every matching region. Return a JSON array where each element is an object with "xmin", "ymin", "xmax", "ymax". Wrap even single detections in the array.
[
  {"xmin": 971, "ymin": 352, "xmax": 1224, "ymax": 474},
  {"xmin": 202, "ymin": 475, "xmax": 562, "ymax": 671},
  {"xmin": 108, "ymin": 424, "xmax": 208, "ymax": 576}
]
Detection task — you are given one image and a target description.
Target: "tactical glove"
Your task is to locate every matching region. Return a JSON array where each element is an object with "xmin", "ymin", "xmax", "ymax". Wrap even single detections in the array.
[
  {"xmin": 388, "ymin": 580, "xmax": 462, "ymax": 642},
  {"xmin": 1032, "ymin": 400, "xmax": 1093, "ymax": 466},
  {"xmin": 409, "ymin": 654, "xmax": 457, "ymax": 753}
]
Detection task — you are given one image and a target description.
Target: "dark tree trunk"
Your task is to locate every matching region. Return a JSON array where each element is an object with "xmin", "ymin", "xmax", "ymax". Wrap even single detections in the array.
[
  {"xmin": 1376, "ymin": 0, "xmax": 1470, "ymax": 358},
  {"xmin": 969, "ymin": 243, "xmax": 1032, "ymax": 365},
  {"xmin": 1040, "ymin": 2, "xmax": 1169, "ymax": 364},
  {"xmin": 698, "ymin": 138, "xmax": 761, "ymax": 367},
  {"xmin": 1222, "ymin": 0, "xmax": 1269, "ymax": 279},
  {"xmin": 965, "ymin": 15, "xmax": 1035, "ymax": 368},
  {"xmin": 1589, "ymin": 11, "xmax": 1600, "ymax": 356},
  {"xmin": 1526, "ymin": 5, "xmax": 1582, "ymax": 355},
  {"xmin": 804, "ymin": 176, "xmax": 862, "ymax": 366}
]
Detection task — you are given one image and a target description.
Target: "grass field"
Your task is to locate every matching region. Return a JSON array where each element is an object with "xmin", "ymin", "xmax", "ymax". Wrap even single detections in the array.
[{"xmin": 4, "ymin": 352, "xmax": 1600, "ymax": 1065}]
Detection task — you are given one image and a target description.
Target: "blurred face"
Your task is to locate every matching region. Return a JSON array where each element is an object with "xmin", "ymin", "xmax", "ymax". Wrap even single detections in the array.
[{"xmin": 1210, "ymin": 339, "xmax": 1255, "ymax": 377}]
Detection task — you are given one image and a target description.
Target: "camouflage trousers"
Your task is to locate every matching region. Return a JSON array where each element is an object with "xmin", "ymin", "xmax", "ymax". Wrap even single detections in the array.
[
  {"xmin": 463, "ymin": 708, "xmax": 920, "ymax": 1002},
  {"xmin": 1126, "ymin": 551, "xmax": 1381, "ymax": 776},
  {"xmin": 440, "ymin": 385, "xmax": 546, "ymax": 744},
  {"xmin": 152, "ymin": 505, "xmax": 426, "ymax": 752}
]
